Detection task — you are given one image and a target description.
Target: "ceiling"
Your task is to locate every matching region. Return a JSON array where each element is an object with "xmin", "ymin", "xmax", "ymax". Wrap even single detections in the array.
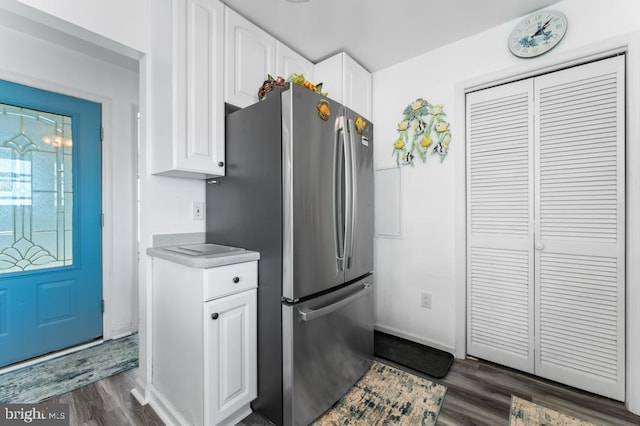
[{"xmin": 221, "ymin": 0, "xmax": 564, "ymax": 73}]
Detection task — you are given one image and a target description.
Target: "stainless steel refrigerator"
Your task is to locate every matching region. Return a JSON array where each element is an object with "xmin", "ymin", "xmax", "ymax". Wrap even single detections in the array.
[{"xmin": 206, "ymin": 83, "xmax": 374, "ymax": 426}]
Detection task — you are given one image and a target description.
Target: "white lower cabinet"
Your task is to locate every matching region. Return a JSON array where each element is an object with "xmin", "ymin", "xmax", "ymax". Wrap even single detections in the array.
[
  {"xmin": 204, "ymin": 290, "xmax": 257, "ymax": 425},
  {"xmin": 152, "ymin": 258, "xmax": 258, "ymax": 425}
]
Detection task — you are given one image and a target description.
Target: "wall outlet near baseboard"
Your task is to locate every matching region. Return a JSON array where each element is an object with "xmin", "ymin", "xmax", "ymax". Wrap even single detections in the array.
[{"xmin": 421, "ymin": 291, "xmax": 432, "ymax": 309}]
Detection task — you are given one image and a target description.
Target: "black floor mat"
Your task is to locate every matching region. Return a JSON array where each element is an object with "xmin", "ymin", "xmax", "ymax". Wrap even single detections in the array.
[{"xmin": 374, "ymin": 330, "xmax": 454, "ymax": 378}]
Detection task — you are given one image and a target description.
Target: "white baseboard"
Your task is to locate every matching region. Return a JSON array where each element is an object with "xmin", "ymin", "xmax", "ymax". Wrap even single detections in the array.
[
  {"xmin": 147, "ymin": 384, "xmax": 190, "ymax": 426},
  {"xmin": 374, "ymin": 324, "xmax": 457, "ymax": 355},
  {"xmin": 146, "ymin": 385, "xmax": 251, "ymax": 426},
  {"xmin": 111, "ymin": 326, "xmax": 134, "ymax": 340},
  {"xmin": 131, "ymin": 375, "xmax": 148, "ymax": 406},
  {"xmin": 130, "ymin": 388, "xmax": 146, "ymax": 406},
  {"xmin": 220, "ymin": 405, "xmax": 252, "ymax": 426}
]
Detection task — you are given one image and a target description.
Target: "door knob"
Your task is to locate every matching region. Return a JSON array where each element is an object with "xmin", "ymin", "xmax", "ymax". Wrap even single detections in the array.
[
  {"xmin": 218, "ymin": 161, "xmax": 224, "ymax": 167},
  {"xmin": 233, "ymin": 277, "xmax": 240, "ymax": 283},
  {"xmin": 211, "ymin": 313, "xmax": 219, "ymax": 320},
  {"xmin": 535, "ymin": 243, "xmax": 544, "ymax": 250}
]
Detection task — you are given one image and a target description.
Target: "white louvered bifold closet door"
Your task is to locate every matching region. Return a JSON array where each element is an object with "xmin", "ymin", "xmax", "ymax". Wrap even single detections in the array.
[
  {"xmin": 534, "ymin": 56, "xmax": 625, "ymax": 401},
  {"xmin": 467, "ymin": 56, "xmax": 626, "ymax": 401},
  {"xmin": 466, "ymin": 80, "xmax": 535, "ymax": 373}
]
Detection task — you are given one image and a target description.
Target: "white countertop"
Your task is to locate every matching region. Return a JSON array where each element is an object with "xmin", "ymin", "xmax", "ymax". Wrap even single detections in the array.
[{"xmin": 147, "ymin": 244, "xmax": 260, "ymax": 268}]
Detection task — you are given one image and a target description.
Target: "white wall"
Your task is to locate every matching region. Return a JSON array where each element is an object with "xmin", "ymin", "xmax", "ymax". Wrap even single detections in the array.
[
  {"xmin": 14, "ymin": 0, "xmax": 149, "ymax": 53},
  {"xmin": 0, "ymin": 20, "xmax": 139, "ymax": 337},
  {"xmin": 372, "ymin": 0, "xmax": 640, "ymax": 409}
]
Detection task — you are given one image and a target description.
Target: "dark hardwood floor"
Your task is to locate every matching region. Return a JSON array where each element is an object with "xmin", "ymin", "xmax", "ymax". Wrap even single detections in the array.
[
  {"xmin": 43, "ymin": 368, "xmax": 163, "ymax": 426},
  {"xmin": 381, "ymin": 355, "xmax": 640, "ymax": 426},
  {"xmin": 242, "ymin": 356, "xmax": 640, "ymax": 426},
  {"xmin": 45, "ymin": 359, "xmax": 640, "ymax": 425}
]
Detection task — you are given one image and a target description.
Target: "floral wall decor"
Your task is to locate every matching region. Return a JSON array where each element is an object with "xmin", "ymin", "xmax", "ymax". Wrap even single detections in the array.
[{"xmin": 392, "ymin": 98, "xmax": 451, "ymax": 166}]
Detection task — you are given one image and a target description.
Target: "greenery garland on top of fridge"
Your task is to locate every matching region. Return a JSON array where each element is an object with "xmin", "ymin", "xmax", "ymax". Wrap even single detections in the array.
[{"xmin": 392, "ymin": 98, "xmax": 451, "ymax": 166}]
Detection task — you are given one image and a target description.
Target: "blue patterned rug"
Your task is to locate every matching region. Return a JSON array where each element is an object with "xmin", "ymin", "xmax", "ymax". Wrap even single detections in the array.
[
  {"xmin": 313, "ymin": 361, "xmax": 447, "ymax": 425},
  {"xmin": 510, "ymin": 396, "xmax": 597, "ymax": 426},
  {"xmin": 0, "ymin": 334, "xmax": 138, "ymax": 403}
]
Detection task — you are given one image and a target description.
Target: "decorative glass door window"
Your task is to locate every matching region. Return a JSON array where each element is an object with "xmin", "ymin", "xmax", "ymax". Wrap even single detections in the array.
[{"xmin": 0, "ymin": 103, "xmax": 73, "ymax": 273}]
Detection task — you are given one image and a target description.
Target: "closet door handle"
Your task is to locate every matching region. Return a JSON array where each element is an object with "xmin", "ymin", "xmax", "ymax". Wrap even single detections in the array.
[{"xmin": 535, "ymin": 243, "xmax": 544, "ymax": 251}]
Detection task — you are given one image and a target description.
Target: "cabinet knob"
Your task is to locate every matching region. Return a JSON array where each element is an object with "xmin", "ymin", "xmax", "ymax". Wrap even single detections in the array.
[
  {"xmin": 218, "ymin": 161, "xmax": 224, "ymax": 167},
  {"xmin": 211, "ymin": 313, "xmax": 219, "ymax": 320},
  {"xmin": 233, "ymin": 277, "xmax": 240, "ymax": 284}
]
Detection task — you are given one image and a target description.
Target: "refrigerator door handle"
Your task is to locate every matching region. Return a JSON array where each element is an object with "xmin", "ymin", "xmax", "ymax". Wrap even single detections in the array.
[
  {"xmin": 343, "ymin": 117, "xmax": 354, "ymax": 271},
  {"xmin": 346, "ymin": 118, "xmax": 358, "ymax": 269},
  {"xmin": 297, "ymin": 282, "xmax": 372, "ymax": 322},
  {"xmin": 334, "ymin": 116, "xmax": 346, "ymax": 271}
]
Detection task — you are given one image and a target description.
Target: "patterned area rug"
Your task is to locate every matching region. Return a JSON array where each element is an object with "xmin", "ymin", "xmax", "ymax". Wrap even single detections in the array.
[
  {"xmin": 510, "ymin": 395, "xmax": 598, "ymax": 426},
  {"xmin": 313, "ymin": 360, "xmax": 447, "ymax": 425},
  {"xmin": 0, "ymin": 334, "xmax": 138, "ymax": 403}
]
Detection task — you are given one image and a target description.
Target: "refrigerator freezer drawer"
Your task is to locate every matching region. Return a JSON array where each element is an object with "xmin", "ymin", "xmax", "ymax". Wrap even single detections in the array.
[{"xmin": 282, "ymin": 276, "xmax": 374, "ymax": 426}]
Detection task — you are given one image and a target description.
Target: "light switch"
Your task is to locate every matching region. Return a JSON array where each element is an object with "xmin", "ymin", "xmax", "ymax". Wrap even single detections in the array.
[{"xmin": 192, "ymin": 202, "xmax": 205, "ymax": 220}]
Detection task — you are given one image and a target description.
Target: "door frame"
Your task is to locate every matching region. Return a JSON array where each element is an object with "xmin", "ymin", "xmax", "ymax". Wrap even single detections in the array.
[
  {"xmin": 0, "ymin": 72, "xmax": 124, "ymax": 345},
  {"xmin": 453, "ymin": 33, "xmax": 640, "ymax": 412}
]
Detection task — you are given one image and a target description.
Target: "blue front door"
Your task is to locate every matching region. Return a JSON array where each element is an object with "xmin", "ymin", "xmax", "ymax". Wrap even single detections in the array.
[{"xmin": 0, "ymin": 80, "xmax": 102, "ymax": 368}]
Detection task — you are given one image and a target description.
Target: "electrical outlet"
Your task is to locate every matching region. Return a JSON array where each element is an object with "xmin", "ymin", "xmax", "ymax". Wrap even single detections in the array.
[
  {"xmin": 192, "ymin": 202, "xmax": 205, "ymax": 220},
  {"xmin": 421, "ymin": 292, "xmax": 432, "ymax": 309}
]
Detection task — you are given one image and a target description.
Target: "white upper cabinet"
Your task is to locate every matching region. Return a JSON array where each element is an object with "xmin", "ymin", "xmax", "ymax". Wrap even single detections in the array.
[
  {"xmin": 225, "ymin": 7, "xmax": 276, "ymax": 108},
  {"xmin": 151, "ymin": 0, "xmax": 225, "ymax": 179},
  {"xmin": 276, "ymin": 41, "xmax": 314, "ymax": 82},
  {"xmin": 315, "ymin": 52, "xmax": 372, "ymax": 119},
  {"xmin": 343, "ymin": 54, "xmax": 372, "ymax": 119},
  {"xmin": 313, "ymin": 53, "xmax": 343, "ymax": 102}
]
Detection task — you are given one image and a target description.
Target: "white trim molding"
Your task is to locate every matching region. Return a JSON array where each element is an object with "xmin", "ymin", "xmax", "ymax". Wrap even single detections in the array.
[{"xmin": 454, "ymin": 32, "xmax": 640, "ymax": 414}]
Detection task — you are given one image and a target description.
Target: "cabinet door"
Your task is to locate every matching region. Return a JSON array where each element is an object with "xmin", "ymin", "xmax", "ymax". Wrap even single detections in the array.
[
  {"xmin": 343, "ymin": 54, "xmax": 372, "ymax": 119},
  {"xmin": 151, "ymin": 0, "xmax": 226, "ymax": 178},
  {"xmin": 276, "ymin": 41, "xmax": 314, "ymax": 82},
  {"xmin": 204, "ymin": 290, "xmax": 257, "ymax": 425},
  {"xmin": 225, "ymin": 8, "xmax": 276, "ymax": 107},
  {"xmin": 174, "ymin": 0, "xmax": 225, "ymax": 177},
  {"xmin": 314, "ymin": 52, "xmax": 343, "ymax": 103}
]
